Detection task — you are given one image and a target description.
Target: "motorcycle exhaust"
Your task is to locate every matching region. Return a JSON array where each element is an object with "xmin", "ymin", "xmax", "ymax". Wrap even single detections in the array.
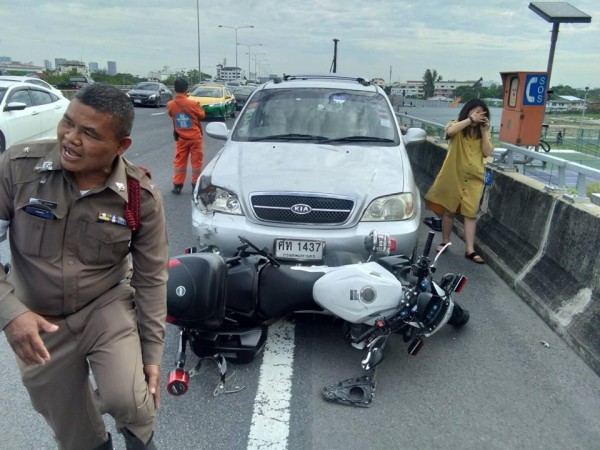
[{"xmin": 167, "ymin": 368, "xmax": 190, "ymax": 396}]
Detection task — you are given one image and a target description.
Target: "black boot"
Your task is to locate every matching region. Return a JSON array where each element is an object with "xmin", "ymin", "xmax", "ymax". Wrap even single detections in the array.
[
  {"xmin": 92, "ymin": 433, "xmax": 113, "ymax": 450},
  {"xmin": 171, "ymin": 184, "xmax": 183, "ymax": 195},
  {"xmin": 120, "ymin": 428, "xmax": 157, "ymax": 450}
]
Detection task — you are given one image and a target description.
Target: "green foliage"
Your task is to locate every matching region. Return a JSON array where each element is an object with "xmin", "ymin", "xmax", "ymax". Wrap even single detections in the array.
[
  {"xmin": 163, "ymin": 69, "xmax": 211, "ymax": 86},
  {"xmin": 422, "ymin": 69, "xmax": 442, "ymax": 98},
  {"xmin": 587, "ymin": 182, "xmax": 600, "ymax": 197},
  {"xmin": 453, "ymin": 84, "xmax": 503, "ymax": 102}
]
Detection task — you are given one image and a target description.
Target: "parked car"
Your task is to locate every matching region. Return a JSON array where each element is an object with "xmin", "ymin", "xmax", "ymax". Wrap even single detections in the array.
[
  {"xmin": 0, "ymin": 75, "xmax": 64, "ymax": 97},
  {"xmin": 56, "ymin": 75, "xmax": 95, "ymax": 90},
  {"xmin": 127, "ymin": 81, "xmax": 173, "ymax": 107},
  {"xmin": 232, "ymin": 85, "xmax": 256, "ymax": 110},
  {"xmin": 194, "ymin": 74, "xmax": 427, "ymax": 263},
  {"xmin": 0, "ymin": 80, "xmax": 70, "ymax": 153},
  {"xmin": 188, "ymin": 84, "xmax": 236, "ymax": 119}
]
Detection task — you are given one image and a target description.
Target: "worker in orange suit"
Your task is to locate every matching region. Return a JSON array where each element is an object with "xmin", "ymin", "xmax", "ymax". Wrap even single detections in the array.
[{"xmin": 166, "ymin": 78, "xmax": 206, "ymax": 194}]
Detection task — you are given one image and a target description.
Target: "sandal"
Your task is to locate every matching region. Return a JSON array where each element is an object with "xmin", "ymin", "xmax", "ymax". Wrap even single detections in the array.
[
  {"xmin": 436, "ymin": 242, "xmax": 450, "ymax": 253},
  {"xmin": 465, "ymin": 251, "xmax": 485, "ymax": 264}
]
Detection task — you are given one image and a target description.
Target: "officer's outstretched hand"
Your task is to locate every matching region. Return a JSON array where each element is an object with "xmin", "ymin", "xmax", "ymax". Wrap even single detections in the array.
[
  {"xmin": 144, "ymin": 364, "xmax": 161, "ymax": 409},
  {"xmin": 4, "ymin": 311, "xmax": 58, "ymax": 366}
]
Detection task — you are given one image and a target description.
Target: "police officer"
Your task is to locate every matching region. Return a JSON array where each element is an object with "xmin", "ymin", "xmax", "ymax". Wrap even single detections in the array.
[{"xmin": 0, "ymin": 84, "xmax": 168, "ymax": 449}]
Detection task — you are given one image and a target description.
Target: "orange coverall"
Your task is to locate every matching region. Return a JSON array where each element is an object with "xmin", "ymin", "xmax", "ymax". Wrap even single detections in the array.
[{"xmin": 167, "ymin": 93, "xmax": 206, "ymax": 186}]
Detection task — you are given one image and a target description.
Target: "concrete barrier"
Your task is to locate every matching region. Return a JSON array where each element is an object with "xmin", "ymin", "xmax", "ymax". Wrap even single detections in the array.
[{"xmin": 407, "ymin": 138, "xmax": 600, "ymax": 375}]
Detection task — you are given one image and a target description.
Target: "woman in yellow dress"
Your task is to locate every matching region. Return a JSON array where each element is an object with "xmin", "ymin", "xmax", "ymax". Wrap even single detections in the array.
[{"xmin": 425, "ymin": 99, "xmax": 493, "ymax": 264}]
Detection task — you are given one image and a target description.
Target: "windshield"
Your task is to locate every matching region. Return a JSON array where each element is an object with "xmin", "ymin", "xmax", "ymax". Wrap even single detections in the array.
[
  {"xmin": 191, "ymin": 87, "xmax": 223, "ymax": 98},
  {"xmin": 231, "ymin": 88, "xmax": 399, "ymax": 144},
  {"xmin": 0, "ymin": 87, "xmax": 6, "ymax": 103},
  {"xmin": 134, "ymin": 83, "xmax": 159, "ymax": 90},
  {"xmin": 234, "ymin": 86, "xmax": 255, "ymax": 96}
]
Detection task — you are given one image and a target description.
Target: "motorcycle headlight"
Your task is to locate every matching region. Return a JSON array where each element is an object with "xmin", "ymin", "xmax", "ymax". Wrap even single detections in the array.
[
  {"xmin": 194, "ymin": 184, "xmax": 242, "ymax": 215},
  {"xmin": 361, "ymin": 193, "xmax": 415, "ymax": 221}
]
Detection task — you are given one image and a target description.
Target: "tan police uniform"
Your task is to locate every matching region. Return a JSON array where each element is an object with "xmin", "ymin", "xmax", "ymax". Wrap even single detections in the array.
[{"xmin": 0, "ymin": 140, "xmax": 168, "ymax": 450}]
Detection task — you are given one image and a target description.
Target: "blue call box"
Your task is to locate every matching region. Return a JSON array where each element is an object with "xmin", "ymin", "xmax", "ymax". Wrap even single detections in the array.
[{"xmin": 523, "ymin": 74, "xmax": 548, "ymax": 106}]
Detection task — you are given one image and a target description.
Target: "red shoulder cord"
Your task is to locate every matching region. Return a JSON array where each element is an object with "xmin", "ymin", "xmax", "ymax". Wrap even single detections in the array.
[{"xmin": 124, "ymin": 167, "xmax": 151, "ymax": 232}]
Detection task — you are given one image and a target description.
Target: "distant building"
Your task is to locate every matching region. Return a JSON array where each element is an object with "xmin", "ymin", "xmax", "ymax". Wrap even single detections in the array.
[
  {"xmin": 44, "ymin": 60, "xmax": 53, "ymax": 71},
  {"xmin": 390, "ymin": 81, "xmax": 424, "ymax": 98},
  {"xmin": 89, "ymin": 62, "xmax": 99, "ymax": 73},
  {"xmin": 433, "ymin": 80, "xmax": 477, "ymax": 98},
  {"xmin": 107, "ymin": 61, "xmax": 117, "ymax": 75},
  {"xmin": 547, "ymin": 95, "xmax": 585, "ymax": 112},
  {"xmin": 0, "ymin": 56, "xmax": 11, "ymax": 62},
  {"xmin": 55, "ymin": 58, "xmax": 67, "ymax": 69},
  {"xmin": 216, "ymin": 64, "xmax": 243, "ymax": 82},
  {"xmin": 0, "ymin": 60, "xmax": 43, "ymax": 75},
  {"xmin": 56, "ymin": 60, "xmax": 88, "ymax": 75}
]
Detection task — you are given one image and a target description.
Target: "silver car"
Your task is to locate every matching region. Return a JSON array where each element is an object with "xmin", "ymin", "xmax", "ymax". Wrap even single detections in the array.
[{"xmin": 195, "ymin": 74, "xmax": 426, "ymax": 263}]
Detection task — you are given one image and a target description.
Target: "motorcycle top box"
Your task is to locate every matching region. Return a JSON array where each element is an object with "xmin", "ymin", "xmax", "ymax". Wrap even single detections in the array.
[{"xmin": 166, "ymin": 253, "xmax": 228, "ymax": 328}]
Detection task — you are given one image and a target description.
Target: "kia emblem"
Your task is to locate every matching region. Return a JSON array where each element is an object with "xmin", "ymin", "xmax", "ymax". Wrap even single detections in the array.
[{"xmin": 290, "ymin": 204, "xmax": 312, "ymax": 214}]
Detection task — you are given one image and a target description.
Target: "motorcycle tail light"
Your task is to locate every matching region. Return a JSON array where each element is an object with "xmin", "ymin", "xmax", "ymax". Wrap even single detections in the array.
[{"xmin": 453, "ymin": 275, "xmax": 468, "ymax": 293}]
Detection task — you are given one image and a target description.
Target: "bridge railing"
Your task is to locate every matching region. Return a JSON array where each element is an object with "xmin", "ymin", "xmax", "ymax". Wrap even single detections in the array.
[{"xmin": 396, "ymin": 112, "xmax": 600, "ymax": 201}]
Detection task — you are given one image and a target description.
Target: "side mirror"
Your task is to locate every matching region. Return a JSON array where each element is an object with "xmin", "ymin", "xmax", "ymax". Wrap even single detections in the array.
[
  {"xmin": 205, "ymin": 122, "xmax": 229, "ymax": 140},
  {"xmin": 5, "ymin": 102, "xmax": 28, "ymax": 111},
  {"xmin": 404, "ymin": 127, "xmax": 427, "ymax": 144}
]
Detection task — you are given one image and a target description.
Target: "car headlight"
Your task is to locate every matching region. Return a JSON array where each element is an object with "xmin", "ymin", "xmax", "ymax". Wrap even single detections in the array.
[
  {"xmin": 194, "ymin": 184, "xmax": 242, "ymax": 215},
  {"xmin": 361, "ymin": 193, "xmax": 415, "ymax": 221},
  {"xmin": 149, "ymin": 94, "xmax": 156, "ymax": 100},
  {"xmin": 206, "ymin": 102, "xmax": 223, "ymax": 108}
]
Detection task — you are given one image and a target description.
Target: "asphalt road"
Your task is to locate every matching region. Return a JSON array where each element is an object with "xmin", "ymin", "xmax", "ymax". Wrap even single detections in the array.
[{"xmin": 1, "ymin": 106, "xmax": 599, "ymax": 450}]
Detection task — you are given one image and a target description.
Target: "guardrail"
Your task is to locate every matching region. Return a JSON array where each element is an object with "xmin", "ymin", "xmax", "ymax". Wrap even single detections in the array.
[{"xmin": 396, "ymin": 112, "xmax": 600, "ymax": 201}]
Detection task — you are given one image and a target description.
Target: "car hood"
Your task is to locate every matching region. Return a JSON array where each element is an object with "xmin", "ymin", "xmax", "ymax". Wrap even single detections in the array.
[
  {"xmin": 128, "ymin": 88, "xmax": 159, "ymax": 94},
  {"xmin": 189, "ymin": 96, "xmax": 225, "ymax": 106},
  {"xmin": 206, "ymin": 141, "xmax": 407, "ymax": 199}
]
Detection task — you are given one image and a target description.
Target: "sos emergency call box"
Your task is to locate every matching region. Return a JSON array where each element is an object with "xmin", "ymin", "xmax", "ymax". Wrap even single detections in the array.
[{"xmin": 499, "ymin": 71, "xmax": 548, "ymax": 146}]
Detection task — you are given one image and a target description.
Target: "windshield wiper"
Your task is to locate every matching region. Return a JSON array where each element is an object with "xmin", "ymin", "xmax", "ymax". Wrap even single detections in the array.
[
  {"xmin": 248, "ymin": 133, "xmax": 328, "ymax": 142},
  {"xmin": 319, "ymin": 136, "xmax": 395, "ymax": 144}
]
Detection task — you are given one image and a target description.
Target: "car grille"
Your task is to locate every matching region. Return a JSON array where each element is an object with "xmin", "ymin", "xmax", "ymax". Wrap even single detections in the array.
[{"xmin": 250, "ymin": 194, "xmax": 355, "ymax": 225}]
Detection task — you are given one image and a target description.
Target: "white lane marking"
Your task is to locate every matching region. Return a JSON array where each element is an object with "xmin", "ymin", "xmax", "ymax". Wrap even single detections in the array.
[
  {"xmin": 151, "ymin": 112, "xmax": 167, "ymax": 116},
  {"xmin": 247, "ymin": 319, "xmax": 295, "ymax": 450}
]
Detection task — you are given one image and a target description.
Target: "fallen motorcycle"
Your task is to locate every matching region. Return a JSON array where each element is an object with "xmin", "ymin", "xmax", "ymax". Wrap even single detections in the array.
[{"xmin": 165, "ymin": 230, "xmax": 469, "ymax": 404}]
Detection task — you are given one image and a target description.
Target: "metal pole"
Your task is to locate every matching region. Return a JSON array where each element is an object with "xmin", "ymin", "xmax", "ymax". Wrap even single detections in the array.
[
  {"xmin": 546, "ymin": 22, "xmax": 560, "ymax": 88},
  {"xmin": 235, "ymin": 29, "xmax": 238, "ymax": 70},
  {"xmin": 196, "ymin": 0, "xmax": 201, "ymax": 81}
]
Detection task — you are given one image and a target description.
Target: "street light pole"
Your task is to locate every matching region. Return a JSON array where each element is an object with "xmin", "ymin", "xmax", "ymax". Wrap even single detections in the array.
[
  {"xmin": 238, "ymin": 43, "xmax": 262, "ymax": 81},
  {"xmin": 196, "ymin": 0, "xmax": 201, "ymax": 81},
  {"xmin": 218, "ymin": 25, "xmax": 254, "ymax": 70}
]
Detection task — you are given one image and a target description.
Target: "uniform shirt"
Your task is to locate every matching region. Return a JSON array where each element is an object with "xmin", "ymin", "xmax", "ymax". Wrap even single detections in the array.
[
  {"xmin": 167, "ymin": 93, "xmax": 206, "ymax": 140},
  {"xmin": 425, "ymin": 120, "xmax": 486, "ymax": 218},
  {"xmin": 0, "ymin": 140, "xmax": 169, "ymax": 366}
]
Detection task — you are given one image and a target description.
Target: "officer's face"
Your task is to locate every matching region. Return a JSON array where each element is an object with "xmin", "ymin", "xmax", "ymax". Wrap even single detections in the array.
[{"xmin": 57, "ymin": 99, "xmax": 132, "ymax": 189}]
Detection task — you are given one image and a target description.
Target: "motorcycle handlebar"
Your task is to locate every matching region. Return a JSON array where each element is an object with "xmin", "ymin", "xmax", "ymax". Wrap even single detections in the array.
[{"xmin": 422, "ymin": 231, "xmax": 435, "ymax": 258}]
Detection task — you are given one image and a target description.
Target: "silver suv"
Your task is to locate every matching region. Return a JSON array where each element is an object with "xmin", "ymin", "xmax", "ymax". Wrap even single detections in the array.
[{"xmin": 195, "ymin": 74, "xmax": 426, "ymax": 262}]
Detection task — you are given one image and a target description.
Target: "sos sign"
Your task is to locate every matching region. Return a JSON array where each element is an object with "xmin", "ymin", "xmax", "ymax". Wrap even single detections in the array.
[{"xmin": 523, "ymin": 74, "xmax": 547, "ymax": 106}]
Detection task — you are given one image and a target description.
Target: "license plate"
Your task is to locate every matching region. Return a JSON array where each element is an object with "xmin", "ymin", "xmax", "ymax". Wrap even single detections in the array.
[
  {"xmin": 274, "ymin": 239, "xmax": 325, "ymax": 261},
  {"xmin": 134, "ymin": 99, "xmax": 141, "ymax": 104}
]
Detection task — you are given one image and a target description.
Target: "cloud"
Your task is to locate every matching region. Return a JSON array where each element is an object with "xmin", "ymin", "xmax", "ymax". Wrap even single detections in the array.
[{"xmin": 0, "ymin": 0, "xmax": 597, "ymax": 87}]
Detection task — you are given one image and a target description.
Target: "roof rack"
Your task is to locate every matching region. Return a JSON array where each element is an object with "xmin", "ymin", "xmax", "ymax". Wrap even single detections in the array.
[{"xmin": 280, "ymin": 74, "xmax": 371, "ymax": 87}]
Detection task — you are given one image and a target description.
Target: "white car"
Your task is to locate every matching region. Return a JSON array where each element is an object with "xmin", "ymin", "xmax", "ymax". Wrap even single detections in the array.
[
  {"xmin": 0, "ymin": 75, "xmax": 65, "ymax": 97},
  {"xmin": 0, "ymin": 80, "xmax": 70, "ymax": 153},
  {"xmin": 194, "ymin": 74, "xmax": 427, "ymax": 263}
]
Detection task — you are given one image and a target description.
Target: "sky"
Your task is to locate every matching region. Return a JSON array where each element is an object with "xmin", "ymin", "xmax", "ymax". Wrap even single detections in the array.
[{"xmin": 1, "ymin": 0, "xmax": 598, "ymax": 88}]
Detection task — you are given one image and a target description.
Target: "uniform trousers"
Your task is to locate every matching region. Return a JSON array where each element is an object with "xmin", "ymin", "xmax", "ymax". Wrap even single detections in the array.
[
  {"xmin": 172, "ymin": 138, "xmax": 203, "ymax": 186},
  {"xmin": 17, "ymin": 283, "xmax": 156, "ymax": 450}
]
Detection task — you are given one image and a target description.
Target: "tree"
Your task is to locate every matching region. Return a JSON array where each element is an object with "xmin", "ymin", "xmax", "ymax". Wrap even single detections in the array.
[{"xmin": 422, "ymin": 69, "xmax": 442, "ymax": 98}]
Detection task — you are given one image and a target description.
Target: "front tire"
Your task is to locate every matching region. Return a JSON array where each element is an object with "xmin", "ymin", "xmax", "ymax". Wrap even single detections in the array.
[{"xmin": 448, "ymin": 303, "xmax": 469, "ymax": 328}]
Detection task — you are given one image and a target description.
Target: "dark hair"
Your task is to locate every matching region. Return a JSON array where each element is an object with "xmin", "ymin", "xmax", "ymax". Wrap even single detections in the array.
[
  {"xmin": 73, "ymin": 83, "xmax": 134, "ymax": 139},
  {"xmin": 174, "ymin": 78, "xmax": 189, "ymax": 93},
  {"xmin": 457, "ymin": 98, "xmax": 490, "ymax": 139}
]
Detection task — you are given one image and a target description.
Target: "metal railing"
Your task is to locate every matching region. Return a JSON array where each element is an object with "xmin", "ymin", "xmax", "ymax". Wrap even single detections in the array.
[{"xmin": 396, "ymin": 112, "xmax": 600, "ymax": 201}]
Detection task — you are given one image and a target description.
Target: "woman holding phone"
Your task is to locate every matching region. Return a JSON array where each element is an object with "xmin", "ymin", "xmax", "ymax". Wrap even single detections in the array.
[{"xmin": 425, "ymin": 98, "xmax": 493, "ymax": 264}]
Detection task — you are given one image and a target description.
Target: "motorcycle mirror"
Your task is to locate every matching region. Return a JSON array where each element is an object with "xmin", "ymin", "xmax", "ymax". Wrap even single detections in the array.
[
  {"xmin": 361, "ymin": 347, "xmax": 384, "ymax": 371},
  {"xmin": 432, "ymin": 242, "xmax": 451, "ymax": 267}
]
